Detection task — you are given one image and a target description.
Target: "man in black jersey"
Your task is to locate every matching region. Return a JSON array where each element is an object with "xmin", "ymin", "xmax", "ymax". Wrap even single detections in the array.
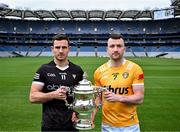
[{"xmin": 29, "ymin": 34, "xmax": 84, "ymax": 131}]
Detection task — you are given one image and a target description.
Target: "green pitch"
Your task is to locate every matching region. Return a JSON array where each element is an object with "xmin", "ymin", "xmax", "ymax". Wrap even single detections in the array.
[{"xmin": 0, "ymin": 56, "xmax": 180, "ymax": 131}]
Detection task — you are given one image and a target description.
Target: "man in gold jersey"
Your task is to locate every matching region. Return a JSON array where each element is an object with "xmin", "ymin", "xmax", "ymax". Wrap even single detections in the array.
[{"xmin": 93, "ymin": 34, "xmax": 144, "ymax": 132}]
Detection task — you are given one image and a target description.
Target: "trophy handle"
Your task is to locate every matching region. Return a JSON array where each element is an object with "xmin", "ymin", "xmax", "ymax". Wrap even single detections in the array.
[
  {"xmin": 62, "ymin": 86, "xmax": 74, "ymax": 109},
  {"xmin": 64, "ymin": 99, "xmax": 72, "ymax": 109},
  {"xmin": 92, "ymin": 85, "xmax": 108, "ymax": 94},
  {"xmin": 92, "ymin": 86, "xmax": 108, "ymax": 109}
]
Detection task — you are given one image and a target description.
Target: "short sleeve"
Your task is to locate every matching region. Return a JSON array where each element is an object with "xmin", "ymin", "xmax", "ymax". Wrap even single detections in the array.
[
  {"xmin": 93, "ymin": 69, "xmax": 101, "ymax": 86},
  {"xmin": 32, "ymin": 65, "xmax": 45, "ymax": 86},
  {"xmin": 132, "ymin": 65, "xmax": 144, "ymax": 86}
]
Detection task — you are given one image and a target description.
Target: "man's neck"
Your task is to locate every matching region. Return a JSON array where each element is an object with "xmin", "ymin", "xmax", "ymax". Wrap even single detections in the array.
[
  {"xmin": 109, "ymin": 58, "xmax": 125, "ymax": 67},
  {"xmin": 54, "ymin": 58, "xmax": 69, "ymax": 67}
]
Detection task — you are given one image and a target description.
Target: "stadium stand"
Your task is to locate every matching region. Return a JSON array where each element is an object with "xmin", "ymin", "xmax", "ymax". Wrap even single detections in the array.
[{"xmin": 0, "ymin": 2, "xmax": 180, "ymax": 58}]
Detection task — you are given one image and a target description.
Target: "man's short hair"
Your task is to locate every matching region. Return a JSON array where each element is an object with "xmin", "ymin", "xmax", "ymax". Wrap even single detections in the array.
[
  {"xmin": 109, "ymin": 34, "xmax": 124, "ymax": 40},
  {"xmin": 52, "ymin": 34, "xmax": 70, "ymax": 46}
]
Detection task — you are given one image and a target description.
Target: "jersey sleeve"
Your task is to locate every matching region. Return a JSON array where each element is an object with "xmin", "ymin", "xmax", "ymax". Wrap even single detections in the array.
[
  {"xmin": 93, "ymin": 68, "xmax": 101, "ymax": 86},
  {"xmin": 32, "ymin": 65, "xmax": 46, "ymax": 86},
  {"xmin": 79, "ymin": 68, "xmax": 84, "ymax": 81},
  {"xmin": 132, "ymin": 64, "xmax": 144, "ymax": 86}
]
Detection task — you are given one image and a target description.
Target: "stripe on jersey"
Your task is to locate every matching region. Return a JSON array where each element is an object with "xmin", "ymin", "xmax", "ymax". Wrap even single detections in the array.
[
  {"xmin": 132, "ymin": 83, "xmax": 144, "ymax": 86},
  {"xmin": 34, "ymin": 73, "xmax": 40, "ymax": 79},
  {"xmin": 32, "ymin": 81, "xmax": 44, "ymax": 86}
]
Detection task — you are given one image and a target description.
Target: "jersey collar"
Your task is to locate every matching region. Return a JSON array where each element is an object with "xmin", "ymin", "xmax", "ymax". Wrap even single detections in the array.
[
  {"xmin": 107, "ymin": 58, "xmax": 126, "ymax": 67},
  {"xmin": 53, "ymin": 60, "xmax": 70, "ymax": 71},
  {"xmin": 56, "ymin": 65, "xmax": 69, "ymax": 71}
]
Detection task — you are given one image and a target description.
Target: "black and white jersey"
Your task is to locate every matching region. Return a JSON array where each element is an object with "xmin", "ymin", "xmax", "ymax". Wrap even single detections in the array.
[{"xmin": 32, "ymin": 60, "xmax": 83, "ymax": 128}]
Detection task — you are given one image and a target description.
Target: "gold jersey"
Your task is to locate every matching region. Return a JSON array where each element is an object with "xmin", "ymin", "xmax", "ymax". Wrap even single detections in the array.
[{"xmin": 94, "ymin": 59, "xmax": 144, "ymax": 127}]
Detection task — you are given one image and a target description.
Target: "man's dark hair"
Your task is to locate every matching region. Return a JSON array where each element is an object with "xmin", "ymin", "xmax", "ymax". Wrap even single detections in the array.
[
  {"xmin": 109, "ymin": 34, "xmax": 124, "ymax": 40},
  {"xmin": 52, "ymin": 34, "xmax": 70, "ymax": 46}
]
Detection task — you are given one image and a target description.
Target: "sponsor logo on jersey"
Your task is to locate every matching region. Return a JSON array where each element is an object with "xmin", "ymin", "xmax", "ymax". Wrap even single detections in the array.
[
  {"xmin": 122, "ymin": 72, "xmax": 129, "ymax": 79},
  {"xmin": 46, "ymin": 84, "xmax": 73, "ymax": 95},
  {"xmin": 47, "ymin": 73, "xmax": 56, "ymax": 77},
  {"xmin": 47, "ymin": 84, "xmax": 60, "ymax": 90},
  {"xmin": 34, "ymin": 73, "xmax": 40, "ymax": 79},
  {"xmin": 105, "ymin": 85, "xmax": 129, "ymax": 94},
  {"xmin": 112, "ymin": 73, "xmax": 119, "ymax": 80}
]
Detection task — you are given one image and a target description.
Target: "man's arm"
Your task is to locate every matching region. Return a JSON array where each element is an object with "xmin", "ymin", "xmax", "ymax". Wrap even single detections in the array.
[
  {"xmin": 29, "ymin": 83, "xmax": 66, "ymax": 103},
  {"xmin": 119, "ymin": 85, "xmax": 144, "ymax": 104},
  {"xmin": 104, "ymin": 85, "xmax": 144, "ymax": 105}
]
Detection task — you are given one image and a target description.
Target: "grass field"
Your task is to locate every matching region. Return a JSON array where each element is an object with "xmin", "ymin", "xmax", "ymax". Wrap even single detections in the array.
[{"xmin": 0, "ymin": 56, "xmax": 180, "ymax": 131}]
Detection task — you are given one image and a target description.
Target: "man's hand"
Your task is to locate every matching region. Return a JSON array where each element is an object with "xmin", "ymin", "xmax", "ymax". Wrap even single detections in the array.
[
  {"xmin": 104, "ymin": 91, "xmax": 121, "ymax": 102},
  {"xmin": 53, "ymin": 86, "xmax": 67, "ymax": 100},
  {"xmin": 90, "ymin": 111, "xmax": 96, "ymax": 128},
  {"xmin": 71, "ymin": 112, "xmax": 78, "ymax": 123}
]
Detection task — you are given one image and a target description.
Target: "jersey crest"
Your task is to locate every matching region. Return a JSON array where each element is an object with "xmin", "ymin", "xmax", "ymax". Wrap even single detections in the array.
[
  {"xmin": 122, "ymin": 72, "xmax": 129, "ymax": 79},
  {"xmin": 72, "ymin": 74, "xmax": 76, "ymax": 79}
]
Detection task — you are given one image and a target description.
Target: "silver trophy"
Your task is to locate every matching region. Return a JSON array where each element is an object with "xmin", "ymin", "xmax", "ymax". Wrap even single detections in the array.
[{"xmin": 65, "ymin": 72, "xmax": 107, "ymax": 130}]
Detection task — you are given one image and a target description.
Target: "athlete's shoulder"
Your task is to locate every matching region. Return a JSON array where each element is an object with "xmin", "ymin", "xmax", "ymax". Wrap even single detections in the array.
[
  {"xmin": 38, "ymin": 60, "xmax": 55, "ymax": 70},
  {"xmin": 94, "ymin": 62, "xmax": 109, "ymax": 74},
  {"xmin": 126, "ymin": 59, "xmax": 143, "ymax": 71},
  {"xmin": 69, "ymin": 61, "xmax": 83, "ymax": 71},
  {"xmin": 126, "ymin": 59, "xmax": 141, "ymax": 67}
]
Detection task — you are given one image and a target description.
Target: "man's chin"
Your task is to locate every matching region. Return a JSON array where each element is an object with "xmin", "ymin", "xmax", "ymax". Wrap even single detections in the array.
[
  {"xmin": 112, "ymin": 56, "xmax": 121, "ymax": 61},
  {"xmin": 56, "ymin": 57, "xmax": 65, "ymax": 61},
  {"xmin": 112, "ymin": 55, "xmax": 120, "ymax": 58}
]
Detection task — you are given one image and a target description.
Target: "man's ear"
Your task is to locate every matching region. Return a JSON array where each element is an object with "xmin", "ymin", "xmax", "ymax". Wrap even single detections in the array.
[
  {"xmin": 68, "ymin": 46, "xmax": 71, "ymax": 51},
  {"xmin": 51, "ymin": 46, "xmax": 54, "ymax": 52}
]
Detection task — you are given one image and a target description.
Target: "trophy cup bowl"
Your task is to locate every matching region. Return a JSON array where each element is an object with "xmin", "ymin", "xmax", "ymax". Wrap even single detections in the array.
[
  {"xmin": 65, "ymin": 73, "xmax": 107, "ymax": 130},
  {"xmin": 72, "ymin": 77, "xmax": 96, "ymax": 130}
]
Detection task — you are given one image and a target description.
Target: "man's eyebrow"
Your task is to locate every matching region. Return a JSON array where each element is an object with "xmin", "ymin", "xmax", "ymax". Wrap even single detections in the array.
[{"xmin": 54, "ymin": 46, "xmax": 68, "ymax": 48}]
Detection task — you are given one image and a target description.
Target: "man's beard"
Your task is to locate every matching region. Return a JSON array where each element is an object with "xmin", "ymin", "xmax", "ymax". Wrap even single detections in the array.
[
  {"xmin": 55, "ymin": 54, "xmax": 66, "ymax": 61},
  {"xmin": 111, "ymin": 53, "xmax": 122, "ymax": 60}
]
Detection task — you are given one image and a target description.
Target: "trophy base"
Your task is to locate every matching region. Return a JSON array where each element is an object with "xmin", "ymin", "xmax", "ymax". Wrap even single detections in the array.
[{"xmin": 74, "ymin": 119, "xmax": 94, "ymax": 130}]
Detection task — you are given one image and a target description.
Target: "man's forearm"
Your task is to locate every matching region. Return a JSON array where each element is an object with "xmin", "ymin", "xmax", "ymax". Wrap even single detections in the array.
[
  {"xmin": 119, "ymin": 94, "xmax": 144, "ymax": 105},
  {"xmin": 29, "ymin": 91, "xmax": 55, "ymax": 103}
]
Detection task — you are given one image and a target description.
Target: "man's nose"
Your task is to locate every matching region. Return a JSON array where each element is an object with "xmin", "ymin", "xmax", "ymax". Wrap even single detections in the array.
[
  {"xmin": 114, "ymin": 46, "xmax": 118, "ymax": 51},
  {"xmin": 59, "ymin": 47, "xmax": 63, "ymax": 52}
]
